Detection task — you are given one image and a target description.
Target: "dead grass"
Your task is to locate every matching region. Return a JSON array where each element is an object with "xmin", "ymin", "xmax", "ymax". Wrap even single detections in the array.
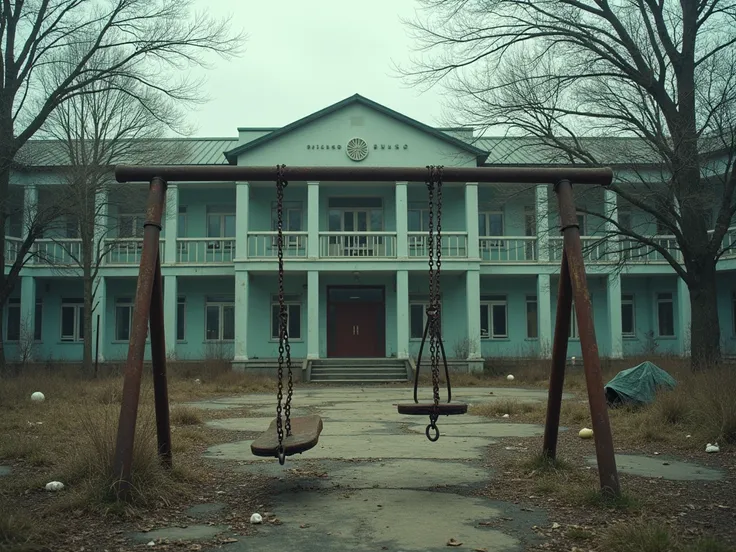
[
  {"xmin": 170, "ymin": 405, "xmax": 203, "ymax": 426},
  {"xmin": 469, "ymin": 399, "xmax": 540, "ymax": 417},
  {"xmin": 602, "ymin": 521, "xmax": 734, "ymax": 552}
]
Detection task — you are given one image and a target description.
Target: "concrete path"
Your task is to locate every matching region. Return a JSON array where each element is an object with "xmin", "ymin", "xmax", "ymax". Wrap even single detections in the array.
[{"xmin": 188, "ymin": 386, "xmax": 552, "ymax": 551}]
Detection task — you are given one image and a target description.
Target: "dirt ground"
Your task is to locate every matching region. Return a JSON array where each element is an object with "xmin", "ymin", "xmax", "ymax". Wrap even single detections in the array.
[{"xmin": 1, "ymin": 364, "xmax": 735, "ymax": 552}]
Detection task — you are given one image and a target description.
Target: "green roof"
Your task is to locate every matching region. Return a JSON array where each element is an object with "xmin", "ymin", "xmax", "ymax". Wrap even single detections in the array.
[{"xmin": 222, "ymin": 93, "xmax": 488, "ymax": 164}]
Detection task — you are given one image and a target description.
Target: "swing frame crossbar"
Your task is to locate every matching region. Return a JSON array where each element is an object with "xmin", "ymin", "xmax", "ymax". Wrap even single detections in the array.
[{"xmin": 110, "ymin": 164, "xmax": 620, "ymax": 499}]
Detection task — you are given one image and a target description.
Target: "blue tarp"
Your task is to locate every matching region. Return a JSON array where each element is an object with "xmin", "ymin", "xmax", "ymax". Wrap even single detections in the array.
[{"xmin": 604, "ymin": 361, "xmax": 677, "ymax": 406}]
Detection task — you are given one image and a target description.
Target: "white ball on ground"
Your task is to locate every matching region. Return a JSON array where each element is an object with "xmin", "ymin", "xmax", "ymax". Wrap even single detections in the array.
[
  {"xmin": 578, "ymin": 427, "xmax": 594, "ymax": 439},
  {"xmin": 45, "ymin": 481, "xmax": 64, "ymax": 491},
  {"xmin": 31, "ymin": 391, "xmax": 45, "ymax": 402},
  {"xmin": 250, "ymin": 513, "xmax": 263, "ymax": 524},
  {"xmin": 506, "ymin": 374, "xmax": 514, "ymax": 381}
]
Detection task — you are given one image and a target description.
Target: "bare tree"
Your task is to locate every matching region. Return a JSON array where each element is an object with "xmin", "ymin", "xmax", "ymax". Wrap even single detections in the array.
[
  {"xmin": 0, "ymin": 0, "xmax": 244, "ymax": 369},
  {"xmin": 402, "ymin": 0, "xmax": 736, "ymax": 370},
  {"xmin": 40, "ymin": 67, "xmax": 179, "ymax": 374}
]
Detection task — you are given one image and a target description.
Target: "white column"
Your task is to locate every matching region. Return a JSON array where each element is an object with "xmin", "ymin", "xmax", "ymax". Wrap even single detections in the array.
[
  {"xmin": 20, "ymin": 276, "xmax": 35, "ymax": 353},
  {"xmin": 537, "ymin": 274, "xmax": 552, "ymax": 358},
  {"xmin": 396, "ymin": 270, "xmax": 409, "ymax": 358},
  {"xmin": 678, "ymin": 277, "xmax": 691, "ymax": 356},
  {"xmin": 466, "ymin": 270, "xmax": 481, "ymax": 358},
  {"xmin": 235, "ymin": 182, "xmax": 248, "ymax": 261},
  {"xmin": 465, "ymin": 183, "xmax": 480, "ymax": 259},
  {"xmin": 91, "ymin": 275, "xmax": 106, "ymax": 362},
  {"xmin": 164, "ymin": 183, "xmax": 178, "ymax": 264},
  {"xmin": 604, "ymin": 187, "xmax": 619, "ymax": 262},
  {"xmin": 536, "ymin": 185, "xmax": 550, "ymax": 262},
  {"xmin": 94, "ymin": 186, "xmax": 109, "ymax": 264},
  {"xmin": 607, "ymin": 273, "xmax": 623, "ymax": 359},
  {"xmin": 308, "ymin": 182, "xmax": 320, "ymax": 258},
  {"xmin": 164, "ymin": 275, "xmax": 177, "ymax": 359},
  {"xmin": 396, "ymin": 182, "xmax": 408, "ymax": 258},
  {"xmin": 22, "ymin": 184, "xmax": 38, "ymax": 240},
  {"xmin": 307, "ymin": 270, "xmax": 319, "ymax": 358},
  {"xmin": 234, "ymin": 270, "xmax": 249, "ymax": 361}
]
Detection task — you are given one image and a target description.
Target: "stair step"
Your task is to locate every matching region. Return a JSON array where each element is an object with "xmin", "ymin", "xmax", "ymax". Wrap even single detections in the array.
[
  {"xmin": 311, "ymin": 366, "xmax": 406, "ymax": 373},
  {"xmin": 310, "ymin": 379, "xmax": 407, "ymax": 384}
]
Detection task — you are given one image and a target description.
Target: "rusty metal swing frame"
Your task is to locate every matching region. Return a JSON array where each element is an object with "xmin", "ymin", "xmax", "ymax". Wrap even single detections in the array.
[{"xmin": 110, "ymin": 164, "xmax": 621, "ymax": 499}]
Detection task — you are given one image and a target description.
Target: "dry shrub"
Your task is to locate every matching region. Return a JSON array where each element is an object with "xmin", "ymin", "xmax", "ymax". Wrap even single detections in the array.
[
  {"xmin": 650, "ymin": 388, "xmax": 691, "ymax": 426},
  {"xmin": 686, "ymin": 367, "xmax": 736, "ymax": 444},
  {"xmin": 602, "ymin": 521, "xmax": 674, "ymax": 552},
  {"xmin": 61, "ymin": 394, "xmax": 185, "ymax": 508},
  {"xmin": 170, "ymin": 405, "xmax": 202, "ymax": 426},
  {"xmin": 470, "ymin": 398, "xmax": 541, "ymax": 417}
]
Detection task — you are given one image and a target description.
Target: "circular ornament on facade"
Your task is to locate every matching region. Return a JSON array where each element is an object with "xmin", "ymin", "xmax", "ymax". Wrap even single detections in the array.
[{"xmin": 346, "ymin": 137, "xmax": 369, "ymax": 162}]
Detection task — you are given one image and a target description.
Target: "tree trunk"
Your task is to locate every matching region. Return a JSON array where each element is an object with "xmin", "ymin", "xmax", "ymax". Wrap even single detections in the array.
[
  {"xmin": 688, "ymin": 261, "xmax": 721, "ymax": 371},
  {"xmin": 82, "ymin": 262, "xmax": 94, "ymax": 375}
]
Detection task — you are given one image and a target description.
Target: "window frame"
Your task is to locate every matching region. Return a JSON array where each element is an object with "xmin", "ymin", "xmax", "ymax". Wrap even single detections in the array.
[
  {"xmin": 270, "ymin": 295, "xmax": 303, "ymax": 341},
  {"xmin": 118, "ymin": 213, "xmax": 145, "ymax": 239},
  {"xmin": 204, "ymin": 297, "xmax": 235, "ymax": 341},
  {"xmin": 6, "ymin": 298, "xmax": 20, "ymax": 342},
  {"xmin": 176, "ymin": 295, "xmax": 186, "ymax": 342},
  {"xmin": 60, "ymin": 298, "xmax": 85, "ymax": 342},
  {"xmin": 656, "ymin": 292, "xmax": 675, "ymax": 337},
  {"xmin": 621, "ymin": 293, "xmax": 636, "ymax": 338},
  {"xmin": 114, "ymin": 297, "xmax": 135, "ymax": 342},
  {"xmin": 526, "ymin": 295, "xmax": 538, "ymax": 339},
  {"xmin": 409, "ymin": 296, "xmax": 442, "ymax": 340},
  {"xmin": 480, "ymin": 295, "xmax": 508, "ymax": 340},
  {"xmin": 478, "ymin": 210, "xmax": 505, "ymax": 237},
  {"xmin": 570, "ymin": 301, "xmax": 579, "ymax": 339}
]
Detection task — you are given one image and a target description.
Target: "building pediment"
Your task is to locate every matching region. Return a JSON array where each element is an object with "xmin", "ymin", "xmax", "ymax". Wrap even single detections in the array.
[{"xmin": 224, "ymin": 94, "xmax": 487, "ymax": 169}]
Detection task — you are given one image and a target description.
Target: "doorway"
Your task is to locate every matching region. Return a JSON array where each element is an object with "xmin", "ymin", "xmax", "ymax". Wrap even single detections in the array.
[{"xmin": 327, "ymin": 286, "xmax": 385, "ymax": 358}]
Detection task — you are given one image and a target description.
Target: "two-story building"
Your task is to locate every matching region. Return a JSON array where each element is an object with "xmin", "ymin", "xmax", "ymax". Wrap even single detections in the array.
[{"xmin": 4, "ymin": 94, "xmax": 736, "ymax": 375}]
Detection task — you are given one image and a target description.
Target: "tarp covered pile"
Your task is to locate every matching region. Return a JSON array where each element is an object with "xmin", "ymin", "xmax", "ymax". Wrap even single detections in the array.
[{"xmin": 604, "ymin": 361, "xmax": 677, "ymax": 406}]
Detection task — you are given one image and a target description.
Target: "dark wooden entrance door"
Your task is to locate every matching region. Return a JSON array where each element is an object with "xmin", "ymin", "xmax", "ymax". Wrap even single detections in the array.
[{"xmin": 327, "ymin": 287, "xmax": 385, "ymax": 358}]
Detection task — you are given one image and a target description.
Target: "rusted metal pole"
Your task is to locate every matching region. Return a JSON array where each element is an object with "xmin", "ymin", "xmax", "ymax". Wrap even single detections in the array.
[
  {"xmin": 149, "ymin": 250, "xmax": 172, "ymax": 468},
  {"xmin": 554, "ymin": 179, "xmax": 620, "ymax": 496},
  {"xmin": 112, "ymin": 176, "xmax": 168, "ymax": 499},
  {"xmin": 542, "ymin": 250, "xmax": 573, "ymax": 459},
  {"xmin": 115, "ymin": 165, "xmax": 613, "ymax": 186}
]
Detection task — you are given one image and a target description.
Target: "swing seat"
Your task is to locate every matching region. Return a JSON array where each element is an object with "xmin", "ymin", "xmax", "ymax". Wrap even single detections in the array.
[
  {"xmin": 250, "ymin": 415, "xmax": 324, "ymax": 458},
  {"xmin": 397, "ymin": 403, "xmax": 468, "ymax": 416}
]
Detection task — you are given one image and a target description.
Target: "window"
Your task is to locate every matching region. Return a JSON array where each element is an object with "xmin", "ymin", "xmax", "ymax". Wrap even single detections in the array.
[
  {"xmin": 524, "ymin": 207, "xmax": 536, "ymax": 236},
  {"xmin": 526, "ymin": 296, "xmax": 538, "ymax": 338},
  {"xmin": 480, "ymin": 295, "xmax": 508, "ymax": 339},
  {"xmin": 5, "ymin": 211, "xmax": 22, "ymax": 237},
  {"xmin": 408, "ymin": 203, "xmax": 429, "ymax": 232},
  {"xmin": 205, "ymin": 296, "xmax": 234, "ymax": 341},
  {"xmin": 115, "ymin": 298, "xmax": 134, "ymax": 341},
  {"xmin": 7, "ymin": 299, "xmax": 43, "ymax": 341},
  {"xmin": 34, "ymin": 300, "xmax": 42, "ymax": 341},
  {"xmin": 6, "ymin": 299, "xmax": 20, "ymax": 341},
  {"xmin": 65, "ymin": 218, "xmax": 79, "ymax": 238},
  {"xmin": 177, "ymin": 296, "xmax": 186, "ymax": 341},
  {"xmin": 618, "ymin": 210, "xmax": 632, "ymax": 232},
  {"xmin": 733, "ymin": 293, "xmax": 736, "ymax": 336},
  {"xmin": 657, "ymin": 292, "xmax": 675, "ymax": 337},
  {"xmin": 119, "ymin": 214, "xmax": 144, "ymax": 238},
  {"xmin": 178, "ymin": 206, "xmax": 187, "ymax": 238},
  {"xmin": 478, "ymin": 211, "xmax": 504, "ymax": 236},
  {"xmin": 570, "ymin": 302, "xmax": 578, "ymax": 338},
  {"xmin": 410, "ymin": 297, "xmax": 442, "ymax": 339},
  {"xmin": 271, "ymin": 201, "xmax": 303, "ymax": 232},
  {"xmin": 327, "ymin": 198, "xmax": 383, "ymax": 232},
  {"xmin": 270, "ymin": 295, "xmax": 302, "ymax": 340},
  {"xmin": 206, "ymin": 206, "xmax": 236, "ymax": 244},
  {"xmin": 656, "ymin": 218, "xmax": 669, "ymax": 236},
  {"xmin": 622, "ymin": 294, "xmax": 635, "ymax": 337},
  {"xmin": 577, "ymin": 213, "xmax": 587, "ymax": 236},
  {"xmin": 61, "ymin": 299, "xmax": 84, "ymax": 342}
]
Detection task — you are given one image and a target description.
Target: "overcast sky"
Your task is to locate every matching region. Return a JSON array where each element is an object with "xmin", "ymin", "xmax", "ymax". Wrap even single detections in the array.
[{"xmin": 187, "ymin": 0, "xmax": 446, "ymax": 137}]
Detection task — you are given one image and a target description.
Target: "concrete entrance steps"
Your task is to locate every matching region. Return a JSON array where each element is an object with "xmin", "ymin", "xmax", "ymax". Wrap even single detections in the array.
[{"xmin": 308, "ymin": 358, "xmax": 411, "ymax": 383}]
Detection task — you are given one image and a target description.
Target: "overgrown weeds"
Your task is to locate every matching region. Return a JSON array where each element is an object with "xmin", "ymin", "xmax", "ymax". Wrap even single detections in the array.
[
  {"xmin": 170, "ymin": 405, "xmax": 202, "ymax": 426},
  {"xmin": 602, "ymin": 521, "xmax": 734, "ymax": 552},
  {"xmin": 470, "ymin": 399, "xmax": 541, "ymax": 417}
]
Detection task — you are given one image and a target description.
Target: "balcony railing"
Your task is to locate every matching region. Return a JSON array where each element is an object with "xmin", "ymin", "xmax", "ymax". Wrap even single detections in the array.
[
  {"xmin": 34, "ymin": 239, "xmax": 83, "ymax": 265},
  {"xmin": 247, "ymin": 232, "xmax": 308, "ymax": 258},
  {"xmin": 103, "ymin": 238, "xmax": 165, "ymax": 265},
  {"xmin": 177, "ymin": 238, "xmax": 235, "ymax": 264},
  {"xmin": 480, "ymin": 236, "xmax": 537, "ymax": 262},
  {"xmin": 408, "ymin": 232, "xmax": 468, "ymax": 258},
  {"xmin": 320, "ymin": 232, "xmax": 397, "ymax": 258},
  {"xmin": 549, "ymin": 236, "xmax": 615, "ymax": 263},
  {"xmin": 4, "ymin": 236, "xmax": 23, "ymax": 264}
]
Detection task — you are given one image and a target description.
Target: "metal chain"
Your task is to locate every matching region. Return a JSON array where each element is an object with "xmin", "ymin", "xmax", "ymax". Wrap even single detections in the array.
[
  {"xmin": 275, "ymin": 165, "xmax": 286, "ymax": 463},
  {"xmin": 424, "ymin": 166, "xmax": 441, "ymax": 441}
]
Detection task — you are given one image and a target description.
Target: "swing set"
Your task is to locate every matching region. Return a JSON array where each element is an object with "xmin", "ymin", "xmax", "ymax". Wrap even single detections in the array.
[{"xmin": 110, "ymin": 163, "xmax": 621, "ymax": 499}]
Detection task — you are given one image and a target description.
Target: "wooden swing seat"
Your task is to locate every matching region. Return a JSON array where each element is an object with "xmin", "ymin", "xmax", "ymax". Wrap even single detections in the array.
[
  {"xmin": 397, "ymin": 403, "xmax": 468, "ymax": 416},
  {"xmin": 250, "ymin": 415, "xmax": 324, "ymax": 458}
]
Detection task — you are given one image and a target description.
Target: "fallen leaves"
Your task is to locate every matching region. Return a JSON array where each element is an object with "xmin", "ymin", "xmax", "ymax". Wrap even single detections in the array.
[{"xmin": 447, "ymin": 538, "xmax": 463, "ymax": 546}]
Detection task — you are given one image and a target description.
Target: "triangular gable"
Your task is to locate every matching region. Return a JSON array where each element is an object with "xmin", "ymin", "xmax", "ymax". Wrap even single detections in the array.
[{"xmin": 223, "ymin": 94, "xmax": 487, "ymax": 167}]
